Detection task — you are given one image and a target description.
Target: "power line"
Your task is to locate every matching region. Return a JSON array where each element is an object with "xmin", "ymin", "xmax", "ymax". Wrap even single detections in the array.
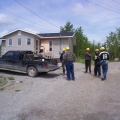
[
  {"xmin": 111, "ymin": 0, "xmax": 120, "ymax": 4},
  {"xmin": 0, "ymin": 11, "xmax": 58, "ymax": 32},
  {"xmin": 85, "ymin": 0, "xmax": 120, "ymax": 13},
  {"xmin": 14, "ymin": 0, "xmax": 60, "ymax": 28},
  {"xmin": 94, "ymin": 0, "xmax": 120, "ymax": 11},
  {"xmin": 0, "ymin": 7, "xmax": 58, "ymax": 31}
]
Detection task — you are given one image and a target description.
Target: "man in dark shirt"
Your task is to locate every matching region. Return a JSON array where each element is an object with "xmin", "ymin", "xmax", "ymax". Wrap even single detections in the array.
[
  {"xmin": 93, "ymin": 49, "xmax": 101, "ymax": 76},
  {"xmin": 99, "ymin": 47, "xmax": 109, "ymax": 81},
  {"xmin": 84, "ymin": 48, "xmax": 92, "ymax": 73},
  {"xmin": 60, "ymin": 48, "xmax": 66, "ymax": 75}
]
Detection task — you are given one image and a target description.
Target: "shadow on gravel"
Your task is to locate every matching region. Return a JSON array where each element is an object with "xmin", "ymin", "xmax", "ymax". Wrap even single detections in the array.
[
  {"xmin": 0, "ymin": 70, "xmax": 62, "ymax": 78},
  {"xmin": 38, "ymin": 72, "xmax": 62, "ymax": 78},
  {"xmin": 0, "ymin": 70, "xmax": 26, "ymax": 76}
]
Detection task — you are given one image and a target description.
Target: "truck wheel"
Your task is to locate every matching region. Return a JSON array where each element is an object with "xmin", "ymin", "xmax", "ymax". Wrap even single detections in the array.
[{"xmin": 27, "ymin": 66, "xmax": 38, "ymax": 77}]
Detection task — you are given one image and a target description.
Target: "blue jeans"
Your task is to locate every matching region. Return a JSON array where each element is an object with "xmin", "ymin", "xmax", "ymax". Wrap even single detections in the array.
[
  {"xmin": 66, "ymin": 61, "xmax": 75, "ymax": 80},
  {"xmin": 101, "ymin": 62, "xmax": 108, "ymax": 78}
]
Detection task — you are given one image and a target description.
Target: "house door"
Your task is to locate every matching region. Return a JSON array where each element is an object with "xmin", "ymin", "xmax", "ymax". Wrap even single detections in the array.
[
  {"xmin": 35, "ymin": 40, "xmax": 41, "ymax": 54},
  {"xmin": 1, "ymin": 40, "xmax": 6, "ymax": 55}
]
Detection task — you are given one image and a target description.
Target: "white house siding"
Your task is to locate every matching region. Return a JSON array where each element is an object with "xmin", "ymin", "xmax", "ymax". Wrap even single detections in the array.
[
  {"xmin": 69, "ymin": 38, "xmax": 73, "ymax": 52},
  {"xmin": 52, "ymin": 38, "xmax": 69, "ymax": 58},
  {"xmin": 1, "ymin": 31, "xmax": 35, "ymax": 55}
]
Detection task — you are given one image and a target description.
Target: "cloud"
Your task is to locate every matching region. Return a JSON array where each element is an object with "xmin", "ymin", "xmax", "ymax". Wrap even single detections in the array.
[
  {"xmin": 87, "ymin": 33, "xmax": 105, "ymax": 43},
  {"xmin": 0, "ymin": 30, "xmax": 8, "ymax": 37},
  {"xmin": 0, "ymin": 14, "xmax": 15, "ymax": 26},
  {"xmin": 41, "ymin": 1, "xmax": 45, "ymax": 5},
  {"xmin": 72, "ymin": 3, "xmax": 97, "ymax": 16}
]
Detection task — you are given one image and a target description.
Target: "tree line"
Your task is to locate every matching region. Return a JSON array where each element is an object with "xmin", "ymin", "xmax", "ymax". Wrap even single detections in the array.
[
  {"xmin": 106, "ymin": 28, "xmax": 120, "ymax": 60},
  {"xmin": 60, "ymin": 22, "xmax": 120, "ymax": 60}
]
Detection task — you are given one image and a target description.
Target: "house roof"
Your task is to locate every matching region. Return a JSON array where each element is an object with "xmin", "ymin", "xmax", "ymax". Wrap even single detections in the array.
[
  {"xmin": 0, "ymin": 29, "xmax": 41, "ymax": 39},
  {"xmin": 37, "ymin": 32, "xmax": 75, "ymax": 38},
  {"xmin": 0, "ymin": 29, "xmax": 75, "ymax": 39}
]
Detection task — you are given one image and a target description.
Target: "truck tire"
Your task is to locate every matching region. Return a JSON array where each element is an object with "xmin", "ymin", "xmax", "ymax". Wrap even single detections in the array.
[{"xmin": 27, "ymin": 66, "xmax": 38, "ymax": 77}]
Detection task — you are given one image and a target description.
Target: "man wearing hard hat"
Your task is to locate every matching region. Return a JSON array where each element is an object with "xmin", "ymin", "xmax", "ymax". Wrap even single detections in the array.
[
  {"xmin": 64, "ymin": 47, "xmax": 76, "ymax": 81},
  {"xmin": 84, "ymin": 48, "xmax": 92, "ymax": 73},
  {"xmin": 60, "ymin": 48, "xmax": 66, "ymax": 75},
  {"xmin": 93, "ymin": 49, "xmax": 101, "ymax": 76},
  {"xmin": 99, "ymin": 47, "xmax": 109, "ymax": 81}
]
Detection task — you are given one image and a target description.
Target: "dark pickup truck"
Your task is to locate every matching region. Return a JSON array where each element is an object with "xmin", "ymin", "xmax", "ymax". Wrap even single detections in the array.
[{"xmin": 0, "ymin": 51, "xmax": 59, "ymax": 77}]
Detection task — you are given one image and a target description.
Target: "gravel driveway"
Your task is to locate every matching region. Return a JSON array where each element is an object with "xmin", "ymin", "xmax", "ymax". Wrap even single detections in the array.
[{"xmin": 0, "ymin": 62, "xmax": 120, "ymax": 120}]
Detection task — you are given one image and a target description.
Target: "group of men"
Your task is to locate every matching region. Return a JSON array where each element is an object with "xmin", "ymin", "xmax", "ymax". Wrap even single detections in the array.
[
  {"xmin": 60, "ymin": 46, "xmax": 109, "ymax": 81},
  {"xmin": 84, "ymin": 47, "xmax": 109, "ymax": 81}
]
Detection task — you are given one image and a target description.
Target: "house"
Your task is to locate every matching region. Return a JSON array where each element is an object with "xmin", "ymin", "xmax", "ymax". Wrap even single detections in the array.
[{"xmin": 0, "ymin": 29, "xmax": 76, "ymax": 58}]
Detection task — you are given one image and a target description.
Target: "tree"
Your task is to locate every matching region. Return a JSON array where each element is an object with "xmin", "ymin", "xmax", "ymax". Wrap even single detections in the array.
[
  {"xmin": 61, "ymin": 22, "xmax": 102, "ymax": 58},
  {"xmin": 60, "ymin": 22, "xmax": 75, "ymax": 33},
  {"xmin": 105, "ymin": 28, "xmax": 120, "ymax": 60}
]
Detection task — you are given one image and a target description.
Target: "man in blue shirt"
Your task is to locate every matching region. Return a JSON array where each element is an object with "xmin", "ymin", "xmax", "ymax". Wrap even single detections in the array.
[{"xmin": 99, "ymin": 47, "xmax": 109, "ymax": 81}]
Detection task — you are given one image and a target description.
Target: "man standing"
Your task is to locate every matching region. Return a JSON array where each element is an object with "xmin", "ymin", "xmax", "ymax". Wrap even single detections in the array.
[
  {"xmin": 84, "ymin": 48, "xmax": 92, "ymax": 73},
  {"xmin": 60, "ymin": 48, "xmax": 66, "ymax": 75},
  {"xmin": 64, "ymin": 47, "xmax": 76, "ymax": 81},
  {"xmin": 99, "ymin": 47, "xmax": 109, "ymax": 81},
  {"xmin": 93, "ymin": 49, "xmax": 101, "ymax": 76}
]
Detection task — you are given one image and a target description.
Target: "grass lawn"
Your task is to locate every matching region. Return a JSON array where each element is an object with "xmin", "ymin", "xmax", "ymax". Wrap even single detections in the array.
[{"xmin": 76, "ymin": 57, "xmax": 94, "ymax": 65}]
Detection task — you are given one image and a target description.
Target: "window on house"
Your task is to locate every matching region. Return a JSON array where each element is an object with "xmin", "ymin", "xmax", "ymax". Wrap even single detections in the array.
[
  {"xmin": 50, "ymin": 40, "xmax": 52, "ymax": 51},
  {"xmin": 27, "ymin": 38, "xmax": 31, "ymax": 45},
  {"xmin": 18, "ymin": 38, "xmax": 21, "ymax": 45},
  {"xmin": 8, "ymin": 39, "xmax": 12, "ymax": 46},
  {"xmin": 18, "ymin": 31, "xmax": 21, "ymax": 35}
]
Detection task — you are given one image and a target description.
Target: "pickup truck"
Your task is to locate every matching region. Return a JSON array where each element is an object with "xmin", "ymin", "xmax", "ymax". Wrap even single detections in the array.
[{"xmin": 0, "ymin": 51, "xmax": 60, "ymax": 77}]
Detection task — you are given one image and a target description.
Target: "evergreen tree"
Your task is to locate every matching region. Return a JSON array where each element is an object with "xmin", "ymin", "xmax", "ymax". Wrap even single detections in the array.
[{"xmin": 60, "ymin": 22, "xmax": 75, "ymax": 33}]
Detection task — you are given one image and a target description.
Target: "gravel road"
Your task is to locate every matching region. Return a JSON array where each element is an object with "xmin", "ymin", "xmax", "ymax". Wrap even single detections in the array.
[{"xmin": 0, "ymin": 62, "xmax": 120, "ymax": 120}]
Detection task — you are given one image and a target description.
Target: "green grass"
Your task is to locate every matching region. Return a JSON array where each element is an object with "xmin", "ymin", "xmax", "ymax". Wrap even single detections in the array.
[
  {"xmin": 0, "ymin": 77, "xmax": 7, "ymax": 87},
  {"xmin": 0, "ymin": 88, "xmax": 5, "ymax": 91},
  {"xmin": 15, "ymin": 89, "xmax": 21, "ymax": 92},
  {"xmin": 76, "ymin": 57, "xmax": 94, "ymax": 65},
  {"xmin": 109, "ymin": 59, "xmax": 120, "ymax": 62},
  {"xmin": 0, "ymin": 75, "xmax": 3, "ymax": 78},
  {"xmin": 7, "ymin": 77, "xmax": 15, "ymax": 80}
]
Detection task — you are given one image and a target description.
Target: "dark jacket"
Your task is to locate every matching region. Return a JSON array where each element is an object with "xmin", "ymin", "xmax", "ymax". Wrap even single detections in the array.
[
  {"xmin": 60, "ymin": 53, "xmax": 64, "ymax": 62},
  {"xmin": 93, "ymin": 54, "xmax": 100, "ymax": 66}
]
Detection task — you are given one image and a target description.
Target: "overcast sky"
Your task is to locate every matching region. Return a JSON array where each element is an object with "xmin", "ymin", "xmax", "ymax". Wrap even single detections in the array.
[{"xmin": 0, "ymin": 0, "xmax": 120, "ymax": 43}]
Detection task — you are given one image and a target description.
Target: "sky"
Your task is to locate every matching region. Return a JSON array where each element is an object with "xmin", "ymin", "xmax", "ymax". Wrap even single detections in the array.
[{"xmin": 0, "ymin": 0, "xmax": 120, "ymax": 44}]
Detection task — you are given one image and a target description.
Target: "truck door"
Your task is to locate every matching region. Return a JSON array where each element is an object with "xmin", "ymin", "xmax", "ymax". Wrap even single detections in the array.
[
  {"xmin": 13, "ymin": 51, "xmax": 21, "ymax": 70},
  {"xmin": 2, "ymin": 51, "xmax": 14, "ymax": 69}
]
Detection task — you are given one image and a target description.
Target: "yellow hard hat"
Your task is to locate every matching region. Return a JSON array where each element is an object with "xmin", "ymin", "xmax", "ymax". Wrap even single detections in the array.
[
  {"xmin": 86, "ymin": 48, "xmax": 90, "ymax": 51},
  {"xmin": 100, "ymin": 47, "xmax": 105, "ymax": 51},
  {"xmin": 66, "ymin": 47, "xmax": 70, "ymax": 50},
  {"xmin": 62, "ymin": 48, "xmax": 65, "ymax": 51},
  {"xmin": 95, "ymin": 49, "xmax": 99, "ymax": 52}
]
